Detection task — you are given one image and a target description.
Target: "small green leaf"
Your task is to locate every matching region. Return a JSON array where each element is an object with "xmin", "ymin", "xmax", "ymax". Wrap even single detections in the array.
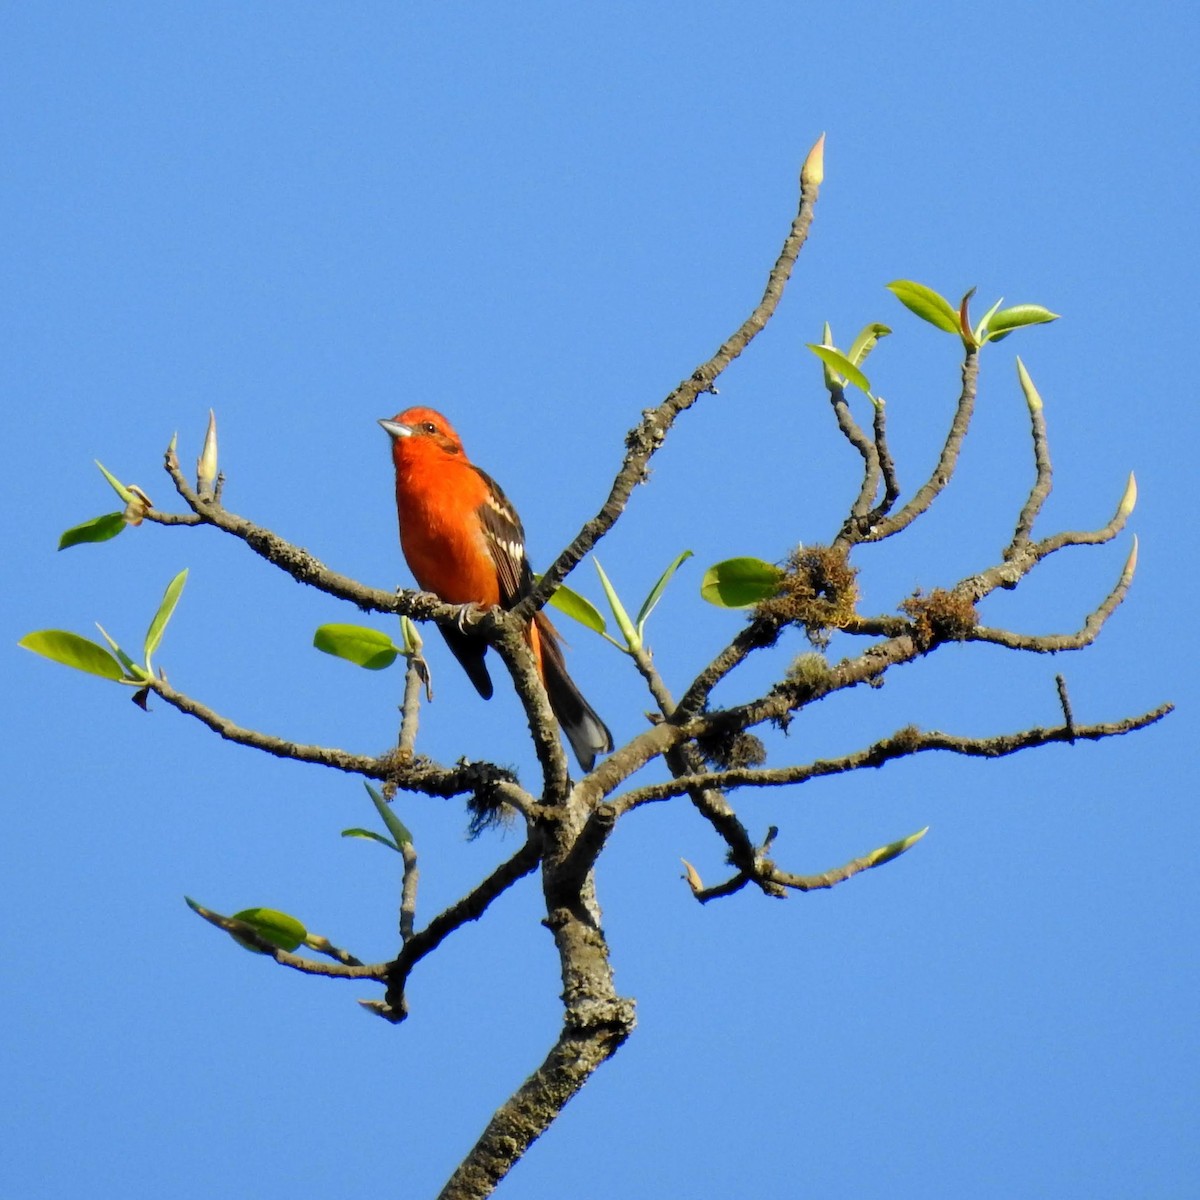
[
  {"xmin": 594, "ymin": 558, "xmax": 640, "ymax": 651},
  {"xmin": 984, "ymin": 304, "xmax": 1061, "ymax": 342},
  {"xmin": 636, "ymin": 549, "xmax": 693, "ymax": 637},
  {"xmin": 313, "ymin": 624, "xmax": 399, "ymax": 670},
  {"xmin": 95, "ymin": 460, "xmax": 135, "ymax": 505},
  {"xmin": 144, "ymin": 568, "xmax": 189, "ymax": 669},
  {"xmin": 543, "ymin": 579, "xmax": 607, "ymax": 635},
  {"xmin": 95, "ymin": 623, "xmax": 147, "ymax": 680},
  {"xmin": 886, "ymin": 281, "xmax": 960, "ymax": 333},
  {"xmin": 58, "ymin": 512, "xmax": 127, "ymax": 550},
  {"xmin": 846, "ymin": 323, "xmax": 892, "ymax": 367},
  {"xmin": 700, "ymin": 557, "xmax": 785, "ymax": 608},
  {"xmin": 866, "ymin": 825, "xmax": 929, "ymax": 868},
  {"xmin": 973, "ymin": 296, "xmax": 1004, "ymax": 344},
  {"xmin": 807, "ymin": 345, "xmax": 872, "ymax": 396},
  {"xmin": 364, "ymin": 782, "xmax": 412, "ymax": 848},
  {"xmin": 19, "ymin": 630, "xmax": 125, "ymax": 680},
  {"xmin": 229, "ymin": 907, "xmax": 308, "ymax": 953},
  {"xmin": 341, "ymin": 827, "xmax": 401, "ymax": 852}
]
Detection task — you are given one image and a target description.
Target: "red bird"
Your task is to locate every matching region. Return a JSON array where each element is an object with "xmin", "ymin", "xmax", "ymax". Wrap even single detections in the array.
[{"xmin": 380, "ymin": 406, "xmax": 613, "ymax": 771}]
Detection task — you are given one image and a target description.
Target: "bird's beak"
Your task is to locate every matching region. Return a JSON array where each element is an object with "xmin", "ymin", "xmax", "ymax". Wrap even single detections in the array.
[{"xmin": 378, "ymin": 418, "xmax": 413, "ymax": 440}]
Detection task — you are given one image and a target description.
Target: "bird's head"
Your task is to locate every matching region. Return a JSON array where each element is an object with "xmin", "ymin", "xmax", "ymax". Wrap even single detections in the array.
[{"xmin": 379, "ymin": 407, "xmax": 467, "ymax": 461}]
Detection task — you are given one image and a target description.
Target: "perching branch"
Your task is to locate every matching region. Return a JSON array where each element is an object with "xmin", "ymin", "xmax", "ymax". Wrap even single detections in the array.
[{"xmin": 147, "ymin": 675, "xmax": 519, "ymax": 801}]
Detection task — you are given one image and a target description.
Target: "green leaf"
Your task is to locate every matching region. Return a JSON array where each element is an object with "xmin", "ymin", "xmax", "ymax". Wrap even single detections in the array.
[
  {"xmin": 341, "ymin": 827, "xmax": 401, "ymax": 852},
  {"xmin": 700, "ymin": 557, "xmax": 785, "ymax": 608},
  {"xmin": 973, "ymin": 296, "xmax": 1004, "ymax": 344},
  {"xmin": 229, "ymin": 907, "xmax": 308, "ymax": 953},
  {"xmin": 58, "ymin": 512, "xmax": 127, "ymax": 550},
  {"xmin": 95, "ymin": 460, "xmax": 135, "ymax": 505},
  {"xmin": 807, "ymin": 344, "xmax": 872, "ymax": 396},
  {"xmin": 364, "ymin": 782, "xmax": 412, "ymax": 848},
  {"xmin": 636, "ymin": 549, "xmax": 693, "ymax": 637},
  {"xmin": 18, "ymin": 630, "xmax": 125, "ymax": 680},
  {"xmin": 544, "ymin": 579, "xmax": 608, "ymax": 635},
  {"xmin": 984, "ymin": 304, "xmax": 1061, "ymax": 342},
  {"xmin": 144, "ymin": 568, "xmax": 188, "ymax": 669},
  {"xmin": 594, "ymin": 558, "xmax": 640, "ymax": 651},
  {"xmin": 313, "ymin": 624, "xmax": 399, "ymax": 670},
  {"xmin": 866, "ymin": 825, "xmax": 929, "ymax": 868},
  {"xmin": 886, "ymin": 280, "xmax": 960, "ymax": 333},
  {"xmin": 95, "ymin": 623, "xmax": 147, "ymax": 680},
  {"xmin": 846, "ymin": 322, "xmax": 892, "ymax": 367}
]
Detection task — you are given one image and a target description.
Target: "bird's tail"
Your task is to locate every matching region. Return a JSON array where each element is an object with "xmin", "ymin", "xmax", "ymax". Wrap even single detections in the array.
[{"xmin": 534, "ymin": 612, "xmax": 613, "ymax": 772}]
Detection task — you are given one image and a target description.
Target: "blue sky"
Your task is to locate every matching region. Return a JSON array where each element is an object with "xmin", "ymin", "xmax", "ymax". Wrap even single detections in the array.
[{"xmin": 4, "ymin": 4, "xmax": 1196, "ymax": 1198}]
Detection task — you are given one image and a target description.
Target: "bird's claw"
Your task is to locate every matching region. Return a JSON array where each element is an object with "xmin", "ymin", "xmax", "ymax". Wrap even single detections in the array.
[{"xmin": 454, "ymin": 602, "xmax": 490, "ymax": 633}]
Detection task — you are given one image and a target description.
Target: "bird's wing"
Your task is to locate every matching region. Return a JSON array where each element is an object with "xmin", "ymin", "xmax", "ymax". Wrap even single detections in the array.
[{"xmin": 473, "ymin": 466, "xmax": 534, "ymax": 609}]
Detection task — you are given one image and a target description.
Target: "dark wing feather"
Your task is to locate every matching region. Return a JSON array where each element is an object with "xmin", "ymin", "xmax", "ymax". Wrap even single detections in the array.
[{"xmin": 473, "ymin": 467, "xmax": 534, "ymax": 609}]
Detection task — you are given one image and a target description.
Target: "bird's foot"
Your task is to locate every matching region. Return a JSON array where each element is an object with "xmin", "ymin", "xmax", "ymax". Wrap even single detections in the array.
[{"xmin": 453, "ymin": 602, "xmax": 492, "ymax": 633}]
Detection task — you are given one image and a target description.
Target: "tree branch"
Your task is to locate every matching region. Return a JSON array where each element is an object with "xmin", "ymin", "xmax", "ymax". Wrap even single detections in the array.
[
  {"xmin": 147, "ymin": 676, "xmax": 517, "ymax": 800},
  {"xmin": 518, "ymin": 144, "xmax": 824, "ymax": 619},
  {"xmin": 839, "ymin": 347, "xmax": 980, "ymax": 546},
  {"xmin": 615, "ymin": 703, "xmax": 1174, "ymax": 810},
  {"xmin": 381, "ymin": 837, "xmax": 543, "ymax": 1021}
]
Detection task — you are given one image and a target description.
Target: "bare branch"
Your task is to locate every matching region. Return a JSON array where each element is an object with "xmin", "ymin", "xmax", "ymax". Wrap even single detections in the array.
[
  {"xmin": 616, "ymin": 703, "xmax": 1174, "ymax": 810},
  {"xmin": 146, "ymin": 676, "xmax": 518, "ymax": 800},
  {"xmin": 155, "ymin": 443, "xmax": 445, "ymax": 619},
  {"xmin": 398, "ymin": 650, "xmax": 428, "ymax": 754},
  {"xmin": 674, "ymin": 617, "xmax": 782, "ymax": 719},
  {"xmin": 962, "ymin": 476, "xmax": 1136, "ymax": 603},
  {"xmin": 1007, "ymin": 372, "xmax": 1053, "ymax": 554},
  {"xmin": 304, "ymin": 934, "xmax": 366, "ymax": 968},
  {"xmin": 872, "ymin": 401, "xmax": 901, "ymax": 516},
  {"xmin": 382, "ymin": 837, "xmax": 543, "ymax": 1020},
  {"xmin": 844, "ymin": 347, "xmax": 980, "ymax": 545},
  {"xmin": 1055, "ymin": 675, "xmax": 1076, "ymax": 742},
  {"xmin": 827, "ymin": 380, "xmax": 882, "ymax": 527},
  {"xmin": 520, "ymin": 159, "xmax": 823, "ymax": 619},
  {"xmin": 399, "ymin": 840, "xmax": 420, "ymax": 944},
  {"xmin": 966, "ymin": 537, "xmax": 1138, "ymax": 651}
]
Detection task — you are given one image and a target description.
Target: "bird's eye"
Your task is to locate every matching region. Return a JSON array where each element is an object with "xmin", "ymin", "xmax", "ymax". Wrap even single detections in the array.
[{"xmin": 422, "ymin": 422, "xmax": 438, "ymax": 435}]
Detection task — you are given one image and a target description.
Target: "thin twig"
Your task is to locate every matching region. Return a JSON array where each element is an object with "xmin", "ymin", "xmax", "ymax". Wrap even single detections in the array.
[
  {"xmin": 382, "ymin": 837, "xmax": 543, "ymax": 1020},
  {"xmin": 147, "ymin": 676, "xmax": 517, "ymax": 798},
  {"xmin": 518, "ymin": 162, "xmax": 823, "ymax": 620},
  {"xmin": 188, "ymin": 902, "xmax": 384, "ymax": 980},
  {"xmin": 966, "ymin": 538, "xmax": 1138, "ymax": 651},
  {"xmin": 399, "ymin": 841, "xmax": 419, "ymax": 943},
  {"xmin": 614, "ymin": 704, "xmax": 1174, "ymax": 810},
  {"xmin": 1007, "ymin": 385, "xmax": 1053, "ymax": 555},
  {"xmin": 846, "ymin": 347, "xmax": 980, "ymax": 545},
  {"xmin": 398, "ymin": 652, "xmax": 426, "ymax": 754},
  {"xmin": 1055, "ymin": 675, "xmax": 1076, "ymax": 743}
]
